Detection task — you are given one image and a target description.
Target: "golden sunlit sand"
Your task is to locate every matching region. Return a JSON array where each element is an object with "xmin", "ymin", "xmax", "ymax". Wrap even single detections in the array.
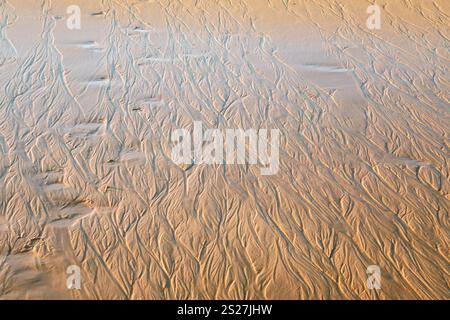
[{"xmin": 0, "ymin": 0, "xmax": 448, "ymax": 299}]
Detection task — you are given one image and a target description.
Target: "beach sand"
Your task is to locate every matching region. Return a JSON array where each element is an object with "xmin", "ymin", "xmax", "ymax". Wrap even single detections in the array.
[{"xmin": 0, "ymin": 0, "xmax": 448, "ymax": 299}]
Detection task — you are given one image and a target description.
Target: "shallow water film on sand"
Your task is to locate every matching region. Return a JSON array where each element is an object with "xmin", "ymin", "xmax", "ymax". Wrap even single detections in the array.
[{"xmin": 0, "ymin": 0, "xmax": 448, "ymax": 300}]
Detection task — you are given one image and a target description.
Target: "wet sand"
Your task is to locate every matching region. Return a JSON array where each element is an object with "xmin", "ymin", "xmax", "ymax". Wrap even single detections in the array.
[{"xmin": 0, "ymin": 0, "xmax": 449, "ymax": 299}]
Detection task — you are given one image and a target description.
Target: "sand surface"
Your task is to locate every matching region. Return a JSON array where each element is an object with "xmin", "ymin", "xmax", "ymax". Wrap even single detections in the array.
[{"xmin": 0, "ymin": 0, "xmax": 449, "ymax": 299}]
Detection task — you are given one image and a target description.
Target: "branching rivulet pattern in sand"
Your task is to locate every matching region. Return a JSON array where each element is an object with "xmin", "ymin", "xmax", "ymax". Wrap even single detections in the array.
[{"xmin": 0, "ymin": 0, "xmax": 448, "ymax": 299}]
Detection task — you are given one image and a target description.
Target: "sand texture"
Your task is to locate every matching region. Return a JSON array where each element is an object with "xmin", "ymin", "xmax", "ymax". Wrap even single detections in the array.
[{"xmin": 0, "ymin": 0, "xmax": 449, "ymax": 299}]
